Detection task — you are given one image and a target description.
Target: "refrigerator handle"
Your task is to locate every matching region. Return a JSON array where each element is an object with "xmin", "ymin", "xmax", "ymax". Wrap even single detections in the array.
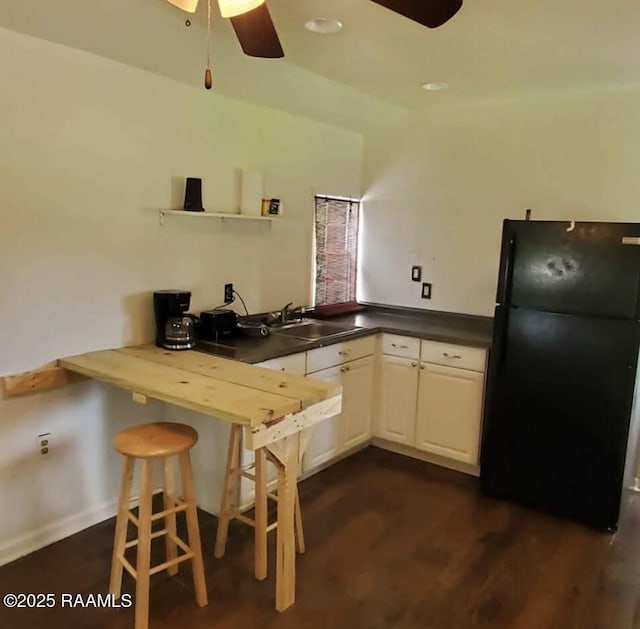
[{"xmin": 498, "ymin": 236, "xmax": 516, "ymax": 305}]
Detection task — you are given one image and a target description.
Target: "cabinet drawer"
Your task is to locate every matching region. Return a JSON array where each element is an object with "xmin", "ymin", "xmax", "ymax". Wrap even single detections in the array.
[
  {"xmin": 306, "ymin": 335, "xmax": 376, "ymax": 374},
  {"xmin": 381, "ymin": 334, "xmax": 420, "ymax": 359},
  {"xmin": 255, "ymin": 352, "xmax": 306, "ymax": 375},
  {"xmin": 420, "ymin": 340, "xmax": 487, "ymax": 373}
]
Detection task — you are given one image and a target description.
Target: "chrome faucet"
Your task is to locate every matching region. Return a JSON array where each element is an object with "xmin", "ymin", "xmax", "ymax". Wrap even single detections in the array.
[{"xmin": 280, "ymin": 302, "xmax": 294, "ymax": 323}]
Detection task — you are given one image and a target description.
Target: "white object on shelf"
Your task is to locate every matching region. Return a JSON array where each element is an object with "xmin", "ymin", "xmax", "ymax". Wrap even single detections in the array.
[
  {"xmin": 158, "ymin": 209, "xmax": 272, "ymax": 225},
  {"xmin": 239, "ymin": 169, "xmax": 264, "ymax": 217}
]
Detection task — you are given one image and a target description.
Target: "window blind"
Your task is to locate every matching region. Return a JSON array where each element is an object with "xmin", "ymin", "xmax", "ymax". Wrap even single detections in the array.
[{"xmin": 314, "ymin": 196, "xmax": 360, "ymax": 307}]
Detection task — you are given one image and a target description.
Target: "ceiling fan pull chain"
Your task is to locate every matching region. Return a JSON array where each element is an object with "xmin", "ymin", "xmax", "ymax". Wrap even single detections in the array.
[{"xmin": 204, "ymin": 0, "xmax": 213, "ymax": 89}]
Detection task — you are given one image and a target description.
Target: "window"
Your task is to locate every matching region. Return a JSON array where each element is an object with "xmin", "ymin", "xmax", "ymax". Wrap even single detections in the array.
[{"xmin": 313, "ymin": 195, "xmax": 360, "ymax": 307}]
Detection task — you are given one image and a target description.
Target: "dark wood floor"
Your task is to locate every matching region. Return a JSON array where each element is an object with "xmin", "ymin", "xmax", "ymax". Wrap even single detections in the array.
[{"xmin": 2, "ymin": 446, "xmax": 640, "ymax": 629}]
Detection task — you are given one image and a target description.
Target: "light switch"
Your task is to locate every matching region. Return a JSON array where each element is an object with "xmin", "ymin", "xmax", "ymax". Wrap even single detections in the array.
[
  {"xmin": 411, "ymin": 266, "xmax": 422, "ymax": 282},
  {"xmin": 422, "ymin": 282, "xmax": 432, "ymax": 299}
]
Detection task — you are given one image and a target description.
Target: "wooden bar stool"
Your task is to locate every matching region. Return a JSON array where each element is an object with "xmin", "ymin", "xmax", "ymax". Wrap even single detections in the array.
[
  {"xmin": 214, "ymin": 424, "xmax": 305, "ymax": 580},
  {"xmin": 109, "ymin": 422, "xmax": 208, "ymax": 629}
]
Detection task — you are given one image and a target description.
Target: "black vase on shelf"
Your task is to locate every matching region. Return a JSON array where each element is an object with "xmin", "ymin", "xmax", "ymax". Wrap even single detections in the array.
[{"xmin": 183, "ymin": 177, "xmax": 204, "ymax": 212}]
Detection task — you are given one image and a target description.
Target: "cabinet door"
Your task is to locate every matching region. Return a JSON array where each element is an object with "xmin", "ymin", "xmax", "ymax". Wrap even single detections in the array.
[
  {"xmin": 415, "ymin": 363, "xmax": 484, "ymax": 464},
  {"xmin": 240, "ymin": 352, "xmax": 305, "ymax": 505},
  {"xmin": 340, "ymin": 356, "xmax": 375, "ymax": 452},
  {"xmin": 302, "ymin": 365, "xmax": 343, "ymax": 473},
  {"xmin": 375, "ymin": 355, "xmax": 419, "ymax": 445},
  {"xmin": 255, "ymin": 353, "xmax": 306, "ymax": 375}
]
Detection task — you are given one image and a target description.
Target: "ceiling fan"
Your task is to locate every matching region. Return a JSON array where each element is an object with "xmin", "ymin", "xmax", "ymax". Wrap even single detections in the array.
[
  {"xmin": 166, "ymin": 0, "xmax": 464, "ymax": 60},
  {"xmin": 371, "ymin": 1, "xmax": 463, "ymax": 30},
  {"xmin": 167, "ymin": 0, "xmax": 284, "ymax": 59}
]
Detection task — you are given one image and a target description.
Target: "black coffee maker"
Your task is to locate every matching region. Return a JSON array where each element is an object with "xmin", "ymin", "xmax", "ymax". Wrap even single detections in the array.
[{"xmin": 153, "ymin": 290, "xmax": 196, "ymax": 350}]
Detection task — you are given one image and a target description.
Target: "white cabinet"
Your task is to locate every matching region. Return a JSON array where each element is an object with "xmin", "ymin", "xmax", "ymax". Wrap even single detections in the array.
[
  {"xmin": 341, "ymin": 356, "xmax": 375, "ymax": 450},
  {"xmin": 255, "ymin": 352, "xmax": 306, "ymax": 374},
  {"xmin": 414, "ymin": 363, "xmax": 485, "ymax": 464},
  {"xmin": 376, "ymin": 355, "xmax": 419, "ymax": 446},
  {"xmin": 301, "ymin": 365, "xmax": 343, "ymax": 472},
  {"xmin": 375, "ymin": 335, "xmax": 487, "ymax": 468},
  {"xmin": 303, "ymin": 339, "xmax": 376, "ymax": 475},
  {"xmin": 239, "ymin": 352, "xmax": 305, "ymax": 506},
  {"xmin": 306, "ymin": 335, "xmax": 376, "ymax": 373}
]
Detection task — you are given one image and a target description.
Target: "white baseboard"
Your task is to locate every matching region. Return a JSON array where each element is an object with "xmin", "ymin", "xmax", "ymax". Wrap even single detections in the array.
[
  {"xmin": 0, "ymin": 499, "xmax": 119, "ymax": 567},
  {"xmin": 299, "ymin": 441, "xmax": 370, "ymax": 482},
  {"xmin": 371, "ymin": 438, "xmax": 480, "ymax": 477}
]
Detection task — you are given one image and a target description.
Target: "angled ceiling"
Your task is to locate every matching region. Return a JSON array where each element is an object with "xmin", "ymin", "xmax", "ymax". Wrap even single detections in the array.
[{"xmin": 2, "ymin": 0, "xmax": 640, "ymax": 128}]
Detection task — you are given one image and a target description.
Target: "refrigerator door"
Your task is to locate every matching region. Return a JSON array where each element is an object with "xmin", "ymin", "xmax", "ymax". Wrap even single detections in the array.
[
  {"xmin": 481, "ymin": 306, "xmax": 639, "ymax": 530},
  {"xmin": 496, "ymin": 221, "xmax": 640, "ymax": 318}
]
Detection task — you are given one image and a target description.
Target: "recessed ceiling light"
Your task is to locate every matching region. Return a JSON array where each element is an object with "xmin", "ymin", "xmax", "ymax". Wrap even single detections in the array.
[
  {"xmin": 304, "ymin": 18, "xmax": 343, "ymax": 34},
  {"xmin": 421, "ymin": 82, "xmax": 450, "ymax": 91}
]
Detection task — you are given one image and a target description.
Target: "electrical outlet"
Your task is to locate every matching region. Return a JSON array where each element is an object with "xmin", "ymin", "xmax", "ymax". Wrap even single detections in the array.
[
  {"xmin": 37, "ymin": 432, "xmax": 51, "ymax": 457},
  {"xmin": 411, "ymin": 266, "xmax": 422, "ymax": 282},
  {"xmin": 224, "ymin": 283, "xmax": 234, "ymax": 303},
  {"xmin": 421, "ymin": 282, "xmax": 432, "ymax": 299}
]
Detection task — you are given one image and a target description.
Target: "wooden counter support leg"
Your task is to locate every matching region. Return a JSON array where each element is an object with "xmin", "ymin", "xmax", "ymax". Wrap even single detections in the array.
[
  {"xmin": 267, "ymin": 434, "xmax": 300, "ymax": 612},
  {"xmin": 294, "ymin": 490, "xmax": 305, "ymax": 555},
  {"xmin": 215, "ymin": 425, "xmax": 241, "ymax": 558},
  {"xmin": 294, "ymin": 428, "xmax": 310, "ymax": 555},
  {"xmin": 254, "ymin": 447, "xmax": 268, "ymax": 580}
]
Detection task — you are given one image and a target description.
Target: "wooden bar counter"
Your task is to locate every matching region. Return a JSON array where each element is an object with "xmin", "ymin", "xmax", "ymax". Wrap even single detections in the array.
[{"xmin": 58, "ymin": 344, "xmax": 342, "ymax": 611}]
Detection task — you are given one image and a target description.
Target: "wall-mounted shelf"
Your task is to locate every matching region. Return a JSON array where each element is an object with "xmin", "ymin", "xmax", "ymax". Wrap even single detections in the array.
[{"xmin": 158, "ymin": 209, "xmax": 273, "ymax": 226}]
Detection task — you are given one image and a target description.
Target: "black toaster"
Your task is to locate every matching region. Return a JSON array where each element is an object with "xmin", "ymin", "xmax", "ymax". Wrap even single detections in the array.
[{"xmin": 199, "ymin": 309, "xmax": 238, "ymax": 342}]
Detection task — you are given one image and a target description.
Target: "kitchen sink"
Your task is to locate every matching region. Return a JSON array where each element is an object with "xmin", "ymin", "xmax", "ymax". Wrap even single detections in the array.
[{"xmin": 271, "ymin": 319, "xmax": 363, "ymax": 340}]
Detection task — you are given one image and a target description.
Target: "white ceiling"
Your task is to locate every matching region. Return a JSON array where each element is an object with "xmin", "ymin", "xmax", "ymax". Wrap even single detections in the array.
[{"xmin": 2, "ymin": 0, "xmax": 640, "ymax": 128}]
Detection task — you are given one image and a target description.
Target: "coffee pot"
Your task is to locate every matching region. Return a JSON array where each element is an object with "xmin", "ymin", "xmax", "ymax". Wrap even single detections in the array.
[{"xmin": 153, "ymin": 290, "xmax": 196, "ymax": 350}]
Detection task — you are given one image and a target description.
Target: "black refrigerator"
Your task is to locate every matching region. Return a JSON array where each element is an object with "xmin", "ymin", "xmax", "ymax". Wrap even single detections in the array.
[{"xmin": 481, "ymin": 220, "xmax": 640, "ymax": 531}]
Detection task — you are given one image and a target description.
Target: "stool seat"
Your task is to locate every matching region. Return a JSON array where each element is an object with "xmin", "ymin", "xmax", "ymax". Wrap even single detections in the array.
[{"xmin": 113, "ymin": 422, "xmax": 198, "ymax": 458}]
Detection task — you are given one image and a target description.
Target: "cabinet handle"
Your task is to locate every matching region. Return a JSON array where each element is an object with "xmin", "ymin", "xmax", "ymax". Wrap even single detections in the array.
[
  {"xmin": 338, "ymin": 350, "xmax": 351, "ymax": 356},
  {"xmin": 420, "ymin": 363, "xmax": 425, "ymax": 369},
  {"xmin": 340, "ymin": 366, "xmax": 350, "ymax": 373},
  {"xmin": 391, "ymin": 343, "xmax": 409, "ymax": 349},
  {"xmin": 443, "ymin": 352, "xmax": 462, "ymax": 359},
  {"xmin": 411, "ymin": 361, "xmax": 418, "ymax": 367}
]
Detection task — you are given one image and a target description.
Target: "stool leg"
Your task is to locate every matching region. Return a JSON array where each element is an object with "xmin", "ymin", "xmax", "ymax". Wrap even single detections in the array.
[
  {"xmin": 215, "ymin": 425, "xmax": 241, "ymax": 558},
  {"xmin": 109, "ymin": 456, "xmax": 135, "ymax": 599},
  {"xmin": 179, "ymin": 451, "xmax": 208, "ymax": 607},
  {"xmin": 163, "ymin": 456, "xmax": 178, "ymax": 576},
  {"xmin": 135, "ymin": 458, "xmax": 154, "ymax": 629},
  {"xmin": 254, "ymin": 447, "xmax": 268, "ymax": 580},
  {"xmin": 294, "ymin": 487, "xmax": 305, "ymax": 554}
]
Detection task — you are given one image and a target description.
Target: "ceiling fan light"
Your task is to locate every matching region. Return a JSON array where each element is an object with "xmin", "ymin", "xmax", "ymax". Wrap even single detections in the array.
[
  {"xmin": 217, "ymin": 0, "xmax": 264, "ymax": 18},
  {"xmin": 304, "ymin": 18, "xmax": 343, "ymax": 34},
  {"xmin": 421, "ymin": 82, "xmax": 449, "ymax": 91},
  {"xmin": 166, "ymin": 0, "xmax": 199, "ymax": 13}
]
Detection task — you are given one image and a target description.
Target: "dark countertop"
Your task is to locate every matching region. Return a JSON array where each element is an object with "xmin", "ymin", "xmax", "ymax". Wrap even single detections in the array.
[
  {"xmin": 195, "ymin": 305, "xmax": 493, "ymax": 364},
  {"xmin": 324, "ymin": 305, "xmax": 493, "ymax": 349}
]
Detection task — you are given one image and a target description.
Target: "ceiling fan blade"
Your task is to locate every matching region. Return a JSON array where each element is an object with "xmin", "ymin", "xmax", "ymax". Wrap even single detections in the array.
[
  {"xmin": 230, "ymin": 3, "xmax": 284, "ymax": 58},
  {"xmin": 370, "ymin": 0, "xmax": 463, "ymax": 29}
]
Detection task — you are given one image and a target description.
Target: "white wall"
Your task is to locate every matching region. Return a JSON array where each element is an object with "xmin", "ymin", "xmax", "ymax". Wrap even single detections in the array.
[
  {"xmin": 0, "ymin": 27, "xmax": 363, "ymax": 564},
  {"xmin": 360, "ymin": 87, "xmax": 640, "ymax": 316}
]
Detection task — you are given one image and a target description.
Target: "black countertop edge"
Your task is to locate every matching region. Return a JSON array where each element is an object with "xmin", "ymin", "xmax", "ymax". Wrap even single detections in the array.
[
  {"xmin": 195, "ymin": 304, "xmax": 493, "ymax": 364},
  {"xmin": 355, "ymin": 301, "xmax": 493, "ymax": 326}
]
